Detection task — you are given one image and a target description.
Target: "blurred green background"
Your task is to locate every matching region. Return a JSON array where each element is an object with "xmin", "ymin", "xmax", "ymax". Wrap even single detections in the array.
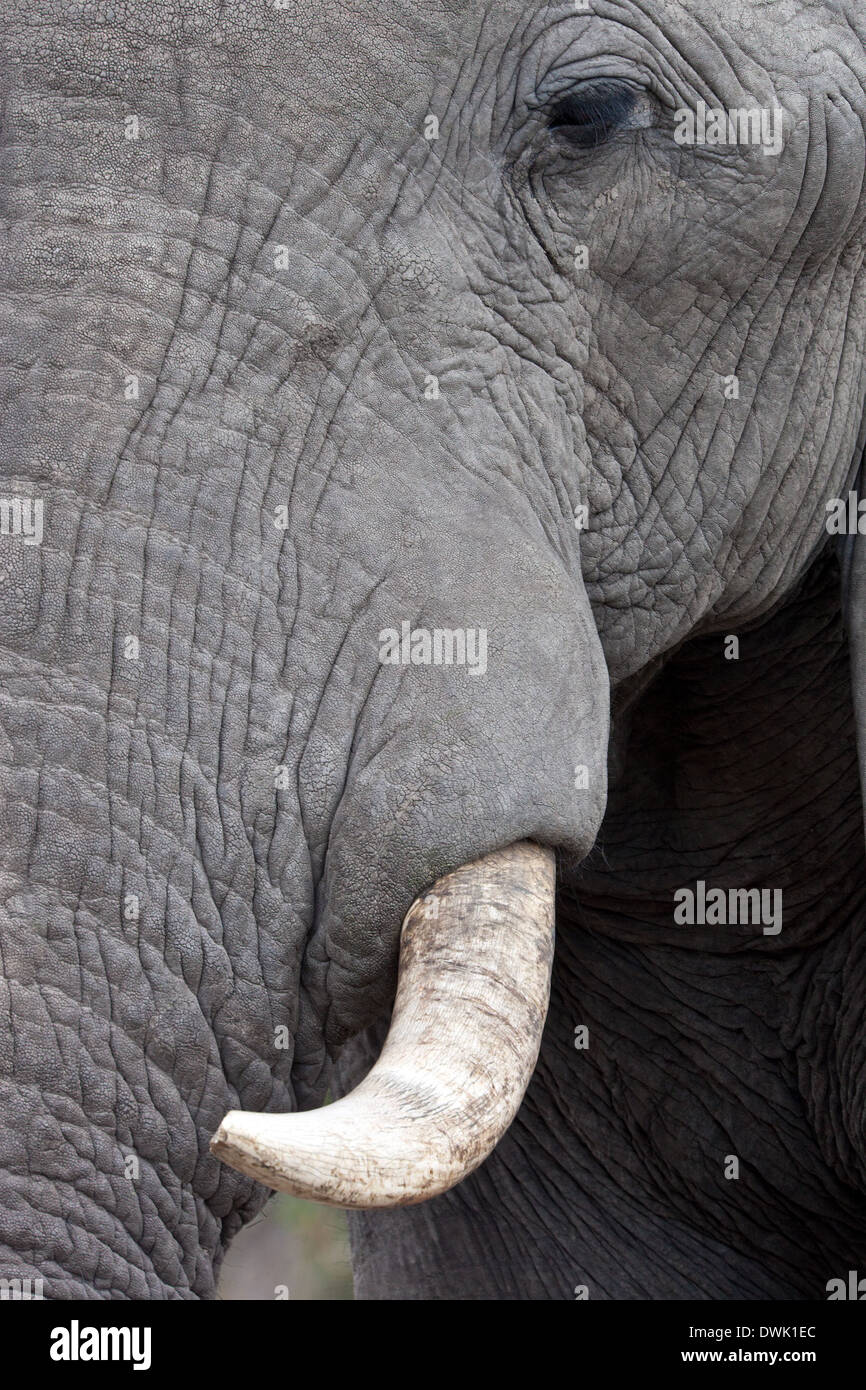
[{"xmin": 218, "ymin": 1195, "xmax": 354, "ymax": 1300}]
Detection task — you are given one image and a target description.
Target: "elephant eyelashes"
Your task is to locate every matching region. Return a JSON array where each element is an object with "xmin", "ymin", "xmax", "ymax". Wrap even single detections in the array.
[{"xmin": 548, "ymin": 82, "xmax": 639, "ymax": 149}]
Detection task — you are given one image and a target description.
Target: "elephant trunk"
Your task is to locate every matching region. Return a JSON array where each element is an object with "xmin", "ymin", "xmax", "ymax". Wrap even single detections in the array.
[{"xmin": 210, "ymin": 841, "xmax": 554, "ymax": 1206}]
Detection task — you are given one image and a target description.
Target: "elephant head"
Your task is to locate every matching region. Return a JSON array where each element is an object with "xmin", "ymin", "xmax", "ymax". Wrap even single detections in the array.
[{"xmin": 1, "ymin": 0, "xmax": 865, "ymax": 1299}]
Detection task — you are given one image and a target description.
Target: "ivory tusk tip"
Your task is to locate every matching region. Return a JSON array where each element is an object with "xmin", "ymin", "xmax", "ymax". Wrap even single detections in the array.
[
  {"xmin": 210, "ymin": 1110, "xmax": 307, "ymax": 1196},
  {"xmin": 209, "ymin": 1111, "xmax": 253, "ymax": 1169},
  {"xmin": 210, "ymin": 1109, "xmax": 242, "ymax": 1155}
]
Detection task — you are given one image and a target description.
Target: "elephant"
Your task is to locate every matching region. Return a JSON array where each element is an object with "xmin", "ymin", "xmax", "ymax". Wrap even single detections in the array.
[{"xmin": 1, "ymin": 0, "xmax": 865, "ymax": 1301}]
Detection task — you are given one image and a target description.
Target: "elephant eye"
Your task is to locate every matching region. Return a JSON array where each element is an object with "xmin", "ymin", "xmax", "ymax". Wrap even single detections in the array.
[{"xmin": 548, "ymin": 81, "xmax": 640, "ymax": 150}]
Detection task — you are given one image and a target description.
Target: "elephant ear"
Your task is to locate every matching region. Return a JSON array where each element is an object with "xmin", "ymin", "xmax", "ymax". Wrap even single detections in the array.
[{"xmin": 842, "ymin": 455, "xmax": 866, "ymax": 847}]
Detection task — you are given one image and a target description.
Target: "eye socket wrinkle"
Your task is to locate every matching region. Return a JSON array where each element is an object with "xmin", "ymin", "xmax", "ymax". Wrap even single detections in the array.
[{"xmin": 548, "ymin": 81, "xmax": 639, "ymax": 149}]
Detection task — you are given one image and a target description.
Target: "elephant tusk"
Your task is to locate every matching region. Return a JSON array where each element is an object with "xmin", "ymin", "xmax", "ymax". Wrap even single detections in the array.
[{"xmin": 210, "ymin": 841, "xmax": 555, "ymax": 1207}]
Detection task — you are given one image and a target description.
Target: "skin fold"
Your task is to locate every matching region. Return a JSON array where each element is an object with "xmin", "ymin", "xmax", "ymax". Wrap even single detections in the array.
[{"xmin": 0, "ymin": 0, "xmax": 864, "ymax": 1298}]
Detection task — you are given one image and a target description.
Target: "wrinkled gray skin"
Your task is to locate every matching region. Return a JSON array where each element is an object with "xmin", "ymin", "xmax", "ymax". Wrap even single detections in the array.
[{"xmin": 1, "ymin": 0, "xmax": 865, "ymax": 1300}]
